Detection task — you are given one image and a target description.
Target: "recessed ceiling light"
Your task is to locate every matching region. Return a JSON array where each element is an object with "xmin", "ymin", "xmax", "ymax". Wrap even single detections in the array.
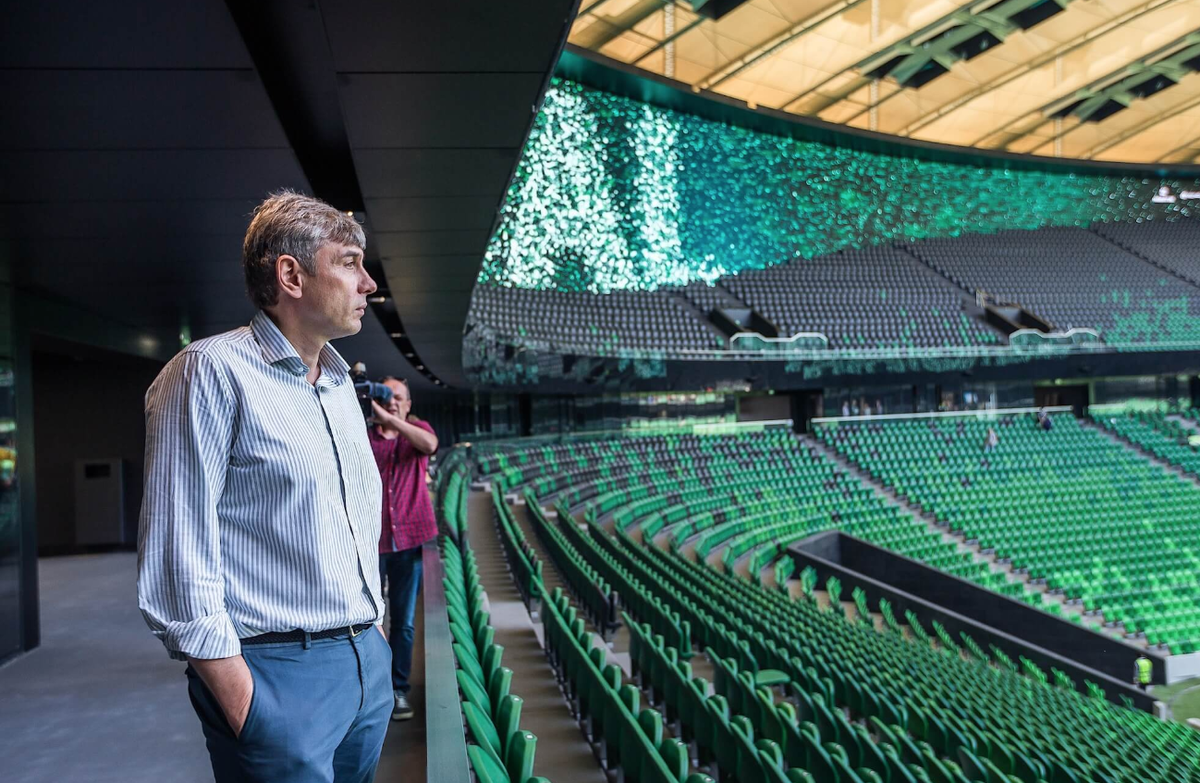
[
  {"xmin": 367, "ymin": 295, "xmax": 386, "ymax": 304},
  {"xmin": 389, "ymin": 332, "xmax": 404, "ymax": 339}
]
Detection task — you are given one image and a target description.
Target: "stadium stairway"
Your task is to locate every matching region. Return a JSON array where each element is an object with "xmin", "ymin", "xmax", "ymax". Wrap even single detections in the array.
[
  {"xmin": 465, "ymin": 488, "xmax": 609, "ymax": 783},
  {"xmin": 666, "ymin": 290, "xmax": 733, "ymax": 348}
]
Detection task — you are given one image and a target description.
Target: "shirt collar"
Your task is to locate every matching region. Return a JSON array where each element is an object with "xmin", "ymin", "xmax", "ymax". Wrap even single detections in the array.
[{"xmin": 250, "ymin": 311, "xmax": 349, "ymax": 385}]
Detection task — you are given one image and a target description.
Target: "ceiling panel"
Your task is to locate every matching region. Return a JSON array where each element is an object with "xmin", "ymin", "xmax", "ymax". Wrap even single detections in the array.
[
  {"xmin": 0, "ymin": 1, "xmax": 252, "ymax": 68},
  {"xmin": 339, "ymin": 73, "xmax": 546, "ymax": 149},
  {"xmin": 353, "ymin": 148, "xmax": 520, "ymax": 199},
  {"xmin": 364, "ymin": 197, "xmax": 499, "ymax": 232},
  {"xmin": 322, "ymin": 0, "xmax": 575, "ymax": 73},
  {"xmin": 0, "ymin": 70, "xmax": 288, "ymax": 150},
  {"xmin": 0, "ymin": 199, "xmax": 259, "ymax": 239},
  {"xmin": 0, "ymin": 150, "xmax": 307, "ymax": 202},
  {"xmin": 374, "ymin": 230, "xmax": 495, "ymax": 258}
]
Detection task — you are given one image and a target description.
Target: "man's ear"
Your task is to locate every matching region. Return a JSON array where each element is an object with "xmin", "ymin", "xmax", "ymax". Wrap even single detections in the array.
[{"xmin": 276, "ymin": 254, "xmax": 306, "ymax": 301}]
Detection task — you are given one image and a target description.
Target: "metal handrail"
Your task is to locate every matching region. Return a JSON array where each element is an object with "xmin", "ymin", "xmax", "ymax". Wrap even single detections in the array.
[{"xmin": 811, "ymin": 405, "xmax": 1074, "ymax": 426}]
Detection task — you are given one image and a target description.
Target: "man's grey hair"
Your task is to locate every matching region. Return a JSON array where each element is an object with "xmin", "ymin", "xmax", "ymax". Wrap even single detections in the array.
[
  {"xmin": 242, "ymin": 190, "xmax": 367, "ymax": 310},
  {"xmin": 381, "ymin": 376, "xmax": 411, "ymax": 399}
]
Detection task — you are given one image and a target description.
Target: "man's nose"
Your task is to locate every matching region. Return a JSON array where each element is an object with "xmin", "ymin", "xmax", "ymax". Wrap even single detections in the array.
[{"xmin": 360, "ymin": 268, "xmax": 377, "ymax": 295}]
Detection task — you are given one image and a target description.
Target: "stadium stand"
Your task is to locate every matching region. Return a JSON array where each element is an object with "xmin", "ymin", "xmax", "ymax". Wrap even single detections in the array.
[
  {"xmin": 479, "ymin": 430, "xmax": 1015, "ymax": 596},
  {"xmin": 901, "ymin": 228, "xmax": 1200, "ymax": 343},
  {"xmin": 463, "ymin": 432, "xmax": 1200, "ymax": 783},
  {"xmin": 469, "ymin": 286, "xmax": 725, "ymax": 354},
  {"xmin": 1094, "ymin": 220, "xmax": 1200, "ymax": 288},
  {"xmin": 470, "ymin": 223, "xmax": 1200, "ymax": 358},
  {"xmin": 720, "ymin": 246, "xmax": 1004, "ymax": 349},
  {"xmin": 816, "ymin": 414, "xmax": 1200, "ymax": 653},
  {"xmin": 1092, "ymin": 412, "xmax": 1200, "ymax": 476},
  {"xmin": 678, "ymin": 281, "xmax": 748, "ymax": 316}
]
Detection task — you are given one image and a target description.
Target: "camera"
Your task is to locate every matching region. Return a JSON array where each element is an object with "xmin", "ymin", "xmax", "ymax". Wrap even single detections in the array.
[{"xmin": 349, "ymin": 362, "xmax": 393, "ymax": 419}]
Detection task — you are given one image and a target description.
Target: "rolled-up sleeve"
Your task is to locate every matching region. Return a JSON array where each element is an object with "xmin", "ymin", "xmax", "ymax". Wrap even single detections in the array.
[{"xmin": 136, "ymin": 351, "xmax": 240, "ymax": 661}]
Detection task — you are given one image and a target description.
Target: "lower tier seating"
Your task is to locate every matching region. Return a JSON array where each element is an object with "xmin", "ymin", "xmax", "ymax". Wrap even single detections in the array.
[
  {"xmin": 817, "ymin": 413, "xmax": 1200, "ymax": 652},
  {"xmin": 444, "ymin": 533, "xmax": 548, "ymax": 783},
  {"xmin": 463, "ymin": 433, "xmax": 1200, "ymax": 782},
  {"xmin": 1092, "ymin": 412, "xmax": 1200, "ymax": 476}
]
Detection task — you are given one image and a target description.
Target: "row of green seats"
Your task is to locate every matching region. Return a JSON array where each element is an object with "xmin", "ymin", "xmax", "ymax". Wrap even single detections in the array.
[
  {"xmin": 573, "ymin": 515, "xmax": 1011, "ymax": 783},
  {"xmin": 622, "ymin": 535, "xmax": 1200, "ymax": 783},
  {"xmin": 630, "ymin": 613, "xmax": 856, "ymax": 783},
  {"xmin": 491, "ymin": 487, "xmax": 543, "ymax": 613},
  {"xmin": 524, "ymin": 493, "xmax": 619, "ymax": 637},
  {"xmin": 1092, "ymin": 412, "xmax": 1200, "ymax": 475},
  {"xmin": 567, "ymin": 436, "xmax": 1008, "ymax": 597},
  {"xmin": 818, "ymin": 414, "xmax": 1200, "ymax": 649},
  {"xmin": 443, "ymin": 535, "xmax": 546, "ymax": 783},
  {"xmin": 550, "ymin": 504, "xmax": 692, "ymax": 656},
  {"xmin": 438, "ymin": 465, "xmax": 469, "ymax": 542},
  {"xmin": 541, "ymin": 585, "xmax": 715, "ymax": 783}
]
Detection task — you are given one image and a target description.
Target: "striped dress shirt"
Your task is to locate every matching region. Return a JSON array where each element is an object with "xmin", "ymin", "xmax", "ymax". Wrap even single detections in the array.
[{"xmin": 137, "ymin": 311, "xmax": 383, "ymax": 661}]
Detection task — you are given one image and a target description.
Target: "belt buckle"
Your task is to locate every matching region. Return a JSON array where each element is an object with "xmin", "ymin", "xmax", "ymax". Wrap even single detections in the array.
[{"xmin": 350, "ymin": 624, "xmax": 362, "ymax": 638}]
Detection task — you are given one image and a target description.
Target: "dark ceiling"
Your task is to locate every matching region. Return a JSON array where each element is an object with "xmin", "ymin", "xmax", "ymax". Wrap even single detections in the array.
[{"xmin": 0, "ymin": 0, "xmax": 578, "ymax": 390}]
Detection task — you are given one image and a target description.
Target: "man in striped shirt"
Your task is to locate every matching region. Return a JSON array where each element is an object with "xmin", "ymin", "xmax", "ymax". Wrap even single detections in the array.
[{"xmin": 137, "ymin": 191, "xmax": 393, "ymax": 782}]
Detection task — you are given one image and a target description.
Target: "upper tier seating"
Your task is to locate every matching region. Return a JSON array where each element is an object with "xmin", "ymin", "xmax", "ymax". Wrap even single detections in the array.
[
  {"xmin": 678, "ymin": 281, "xmax": 746, "ymax": 315},
  {"xmin": 902, "ymin": 228, "xmax": 1200, "ymax": 343},
  {"xmin": 1094, "ymin": 219, "xmax": 1200, "ymax": 287},
  {"xmin": 469, "ymin": 286, "xmax": 724, "ymax": 354},
  {"xmin": 470, "ymin": 224, "xmax": 1200, "ymax": 355},
  {"xmin": 721, "ymin": 246, "xmax": 1002, "ymax": 349},
  {"xmin": 818, "ymin": 414, "xmax": 1200, "ymax": 652}
]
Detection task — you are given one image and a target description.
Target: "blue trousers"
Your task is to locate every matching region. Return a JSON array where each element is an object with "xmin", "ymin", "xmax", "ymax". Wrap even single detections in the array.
[
  {"xmin": 186, "ymin": 627, "xmax": 392, "ymax": 783},
  {"xmin": 379, "ymin": 546, "xmax": 423, "ymax": 694}
]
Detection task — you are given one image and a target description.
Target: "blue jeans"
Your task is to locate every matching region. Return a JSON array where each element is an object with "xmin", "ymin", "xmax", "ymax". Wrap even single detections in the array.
[
  {"xmin": 186, "ymin": 627, "xmax": 392, "ymax": 783},
  {"xmin": 379, "ymin": 546, "xmax": 423, "ymax": 694}
]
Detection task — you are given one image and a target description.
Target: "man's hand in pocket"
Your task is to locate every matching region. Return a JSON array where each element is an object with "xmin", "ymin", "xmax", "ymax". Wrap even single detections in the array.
[{"xmin": 189, "ymin": 654, "xmax": 255, "ymax": 738}]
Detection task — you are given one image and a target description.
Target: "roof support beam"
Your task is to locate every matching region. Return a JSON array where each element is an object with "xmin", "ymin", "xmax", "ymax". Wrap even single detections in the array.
[
  {"xmin": 974, "ymin": 28, "xmax": 1200, "ymax": 148},
  {"xmin": 778, "ymin": 0, "xmax": 1002, "ymax": 115},
  {"xmin": 694, "ymin": 0, "xmax": 869, "ymax": 92},
  {"xmin": 898, "ymin": 0, "xmax": 1176, "ymax": 137},
  {"xmin": 633, "ymin": 13, "xmax": 707, "ymax": 66},
  {"xmin": 1084, "ymin": 86, "xmax": 1200, "ymax": 159},
  {"xmin": 574, "ymin": 0, "xmax": 672, "ymax": 53}
]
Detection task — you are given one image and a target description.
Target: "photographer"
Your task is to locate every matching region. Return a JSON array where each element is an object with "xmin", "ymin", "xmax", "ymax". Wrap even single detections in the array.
[{"xmin": 368, "ymin": 377, "xmax": 438, "ymax": 721}]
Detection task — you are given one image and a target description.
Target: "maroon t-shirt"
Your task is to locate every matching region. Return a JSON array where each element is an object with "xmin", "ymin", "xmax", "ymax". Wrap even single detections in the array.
[{"xmin": 369, "ymin": 421, "xmax": 438, "ymax": 553}]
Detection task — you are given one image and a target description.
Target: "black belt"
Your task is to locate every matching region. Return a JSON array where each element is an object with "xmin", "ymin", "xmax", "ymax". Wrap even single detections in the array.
[{"xmin": 241, "ymin": 623, "xmax": 374, "ymax": 646}]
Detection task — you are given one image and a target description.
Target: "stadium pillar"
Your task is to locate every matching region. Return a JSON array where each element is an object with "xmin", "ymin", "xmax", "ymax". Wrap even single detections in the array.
[{"xmin": 1191, "ymin": 376, "xmax": 1200, "ymax": 408}]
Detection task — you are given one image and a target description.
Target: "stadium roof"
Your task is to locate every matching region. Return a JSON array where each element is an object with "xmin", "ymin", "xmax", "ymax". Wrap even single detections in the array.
[{"xmin": 568, "ymin": 0, "xmax": 1200, "ymax": 164}]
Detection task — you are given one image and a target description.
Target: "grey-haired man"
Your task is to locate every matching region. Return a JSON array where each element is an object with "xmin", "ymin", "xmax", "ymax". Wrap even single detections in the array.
[{"xmin": 138, "ymin": 191, "xmax": 393, "ymax": 782}]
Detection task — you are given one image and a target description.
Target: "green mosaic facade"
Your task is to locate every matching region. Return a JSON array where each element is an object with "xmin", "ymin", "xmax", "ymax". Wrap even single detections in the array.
[{"xmin": 480, "ymin": 78, "xmax": 1200, "ymax": 293}]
